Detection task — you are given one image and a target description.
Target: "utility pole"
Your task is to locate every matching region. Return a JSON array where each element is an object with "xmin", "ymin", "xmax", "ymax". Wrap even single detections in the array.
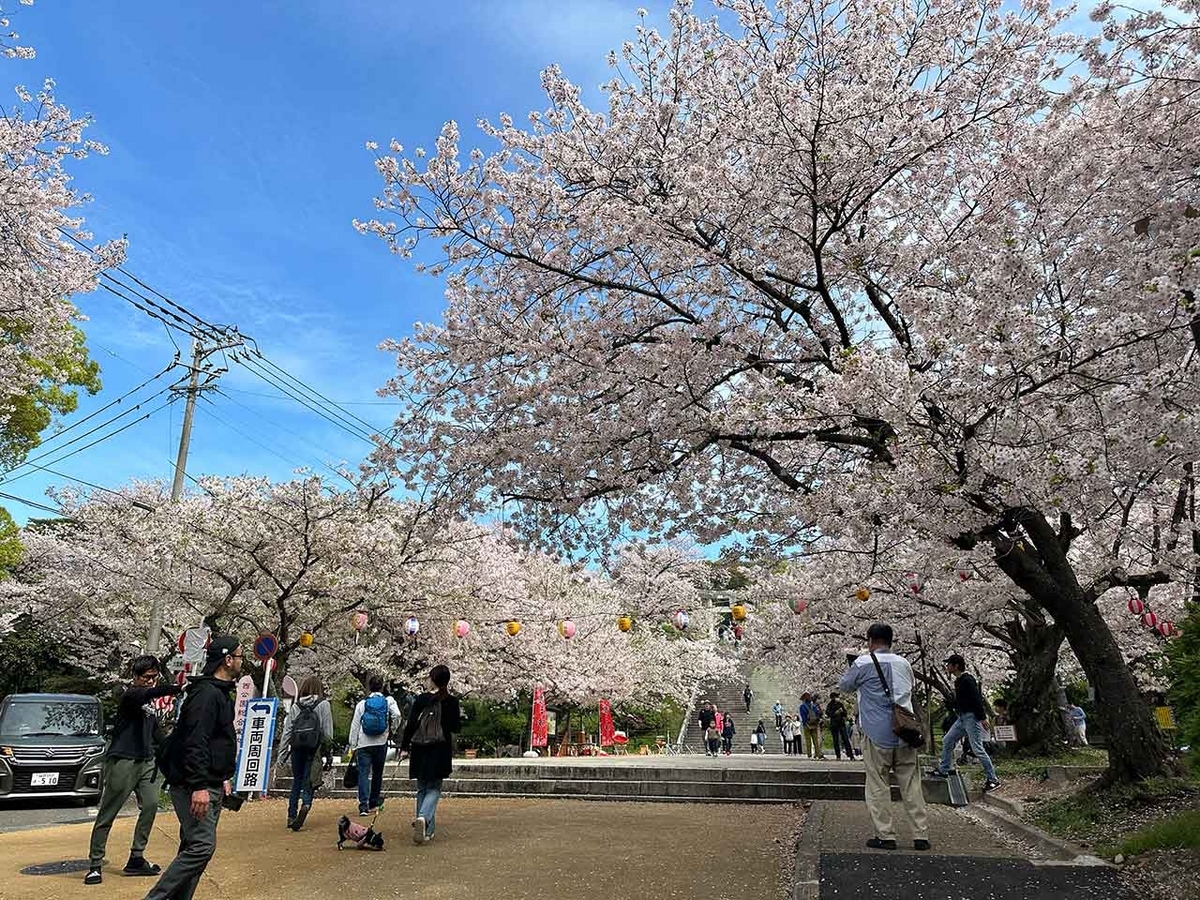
[{"xmin": 146, "ymin": 334, "xmax": 243, "ymax": 655}]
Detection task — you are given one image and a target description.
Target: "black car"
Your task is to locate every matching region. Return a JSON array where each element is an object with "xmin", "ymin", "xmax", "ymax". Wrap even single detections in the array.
[{"xmin": 0, "ymin": 694, "xmax": 106, "ymax": 802}]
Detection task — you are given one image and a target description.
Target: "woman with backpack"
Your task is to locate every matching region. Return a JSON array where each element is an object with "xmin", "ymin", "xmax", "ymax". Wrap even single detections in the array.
[
  {"xmin": 398, "ymin": 665, "xmax": 461, "ymax": 845},
  {"xmin": 279, "ymin": 675, "xmax": 334, "ymax": 831}
]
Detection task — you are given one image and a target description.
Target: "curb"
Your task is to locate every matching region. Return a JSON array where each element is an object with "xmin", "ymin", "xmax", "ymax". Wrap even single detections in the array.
[
  {"xmin": 963, "ymin": 798, "xmax": 1108, "ymax": 866},
  {"xmin": 793, "ymin": 801, "xmax": 824, "ymax": 900}
]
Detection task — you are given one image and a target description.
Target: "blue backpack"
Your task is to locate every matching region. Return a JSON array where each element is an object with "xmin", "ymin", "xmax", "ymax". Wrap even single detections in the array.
[{"xmin": 361, "ymin": 695, "xmax": 389, "ymax": 737}]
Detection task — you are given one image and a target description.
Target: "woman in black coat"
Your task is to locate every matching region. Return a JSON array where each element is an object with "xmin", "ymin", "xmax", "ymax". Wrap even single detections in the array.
[{"xmin": 399, "ymin": 665, "xmax": 461, "ymax": 844}]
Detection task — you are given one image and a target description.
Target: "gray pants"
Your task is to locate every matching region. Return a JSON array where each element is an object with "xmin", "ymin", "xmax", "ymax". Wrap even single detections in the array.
[
  {"xmin": 88, "ymin": 758, "xmax": 159, "ymax": 867},
  {"xmin": 143, "ymin": 786, "xmax": 222, "ymax": 900}
]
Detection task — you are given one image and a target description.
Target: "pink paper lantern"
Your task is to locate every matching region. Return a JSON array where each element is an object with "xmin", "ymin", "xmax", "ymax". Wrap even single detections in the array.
[
  {"xmin": 1127, "ymin": 597, "xmax": 1145, "ymax": 615},
  {"xmin": 955, "ymin": 565, "xmax": 972, "ymax": 583},
  {"xmin": 558, "ymin": 619, "xmax": 577, "ymax": 640},
  {"xmin": 351, "ymin": 611, "xmax": 368, "ymax": 632},
  {"xmin": 454, "ymin": 620, "xmax": 471, "ymax": 638},
  {"xmin": 672, "ymin": 609, "xmax": 690, "ymax": 630},
  {"xmin": 1141, "ymin": 611, "xmax": 1158, "ymax": 629},
  {"xmin": 905, "ymin": 572, "xmax": 924, "ymax": 594},
  {"xmin": 1158, "ymin": 621, "xmax": 1174, "ymax": 637},
  {"xmin": 793, "ymin": 599, "xmax": 809, "ymax": 614},
  {"xmin": 403, "ymin": 617, "xmax": 420, "ymax": 636}
]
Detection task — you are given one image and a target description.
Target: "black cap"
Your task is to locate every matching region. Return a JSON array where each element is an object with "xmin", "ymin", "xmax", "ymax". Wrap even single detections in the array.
[
  {"xmin": 944, "ymin": 653, "xmax": 966, "ymax": 669},
  {"xmin": 202, "ymin": 636, "xmax": 240, "ymax": 675}
]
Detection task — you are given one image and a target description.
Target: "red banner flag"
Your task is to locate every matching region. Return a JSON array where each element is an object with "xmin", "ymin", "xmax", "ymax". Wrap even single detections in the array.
[
  {"xmin": 599, "ymin": 699, "xmax": 615, "ymax": 747},
  {"xmin": 531, "ymin": 685, "xmax": 549, "ymax": 748}
]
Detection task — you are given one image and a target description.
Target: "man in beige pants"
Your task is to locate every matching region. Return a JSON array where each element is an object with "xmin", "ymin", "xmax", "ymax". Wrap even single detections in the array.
[{"xmin": 839, "ymin": 623, "xmax": 930, "ymax": 851}]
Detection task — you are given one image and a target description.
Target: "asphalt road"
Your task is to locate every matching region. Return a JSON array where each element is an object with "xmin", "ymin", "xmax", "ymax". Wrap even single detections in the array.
[{"xmin": 0, "ymin": 798, "xmax": 136, "ymax": 834}]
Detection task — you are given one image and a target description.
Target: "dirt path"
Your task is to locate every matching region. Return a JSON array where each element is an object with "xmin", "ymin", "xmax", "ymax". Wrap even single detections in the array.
[{"xmin": 0, "ymin": 797, "xmax": 799, "ymax": 900}]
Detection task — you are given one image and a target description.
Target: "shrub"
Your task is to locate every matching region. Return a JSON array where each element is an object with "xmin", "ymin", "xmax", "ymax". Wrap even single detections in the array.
[{"xmin": 1165, "ymin": 601, "xmax": 1200, "ymax": 764}]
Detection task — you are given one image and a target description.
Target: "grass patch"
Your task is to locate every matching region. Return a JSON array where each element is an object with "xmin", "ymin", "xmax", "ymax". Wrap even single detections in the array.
[
  {"xmin": 1100, "ymin": 808, "xmax": 1200, "ymax": 858},
  {"xmin": 993, "ymin": 747, "xmax": 1108, "ymax": 780},
  {"xmin": 1032, "ymin": 777, "xmax": 1200, "ymax": 848}
]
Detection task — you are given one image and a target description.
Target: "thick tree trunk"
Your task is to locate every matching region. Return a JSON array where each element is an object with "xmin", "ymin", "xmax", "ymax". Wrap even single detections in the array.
[
  {"xmin": 989, "ymin": 509, "xmax": 1171, "ymax": 782},
  {"xmin": 1005, "ymin": 619, "xmax": 1065, "ymax": 754}
]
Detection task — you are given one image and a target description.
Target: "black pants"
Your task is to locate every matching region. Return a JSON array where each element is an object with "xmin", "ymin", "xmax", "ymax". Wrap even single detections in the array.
[
  {"xmin": 832, "ymin": 721, "xmax": 854, "ymax": 759},
  {"xmin": 775, "ymin": 714, "xmax": 783, "ymax": 729}
]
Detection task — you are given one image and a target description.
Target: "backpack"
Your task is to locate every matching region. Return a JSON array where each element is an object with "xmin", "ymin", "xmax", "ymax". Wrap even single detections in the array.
[
  {"xmin": 411, "ymin": 697, "xmax": 445, "ymax": 747},
  {"xmin": 361, "ymin": 695, "xmax": 389, "ymax": 737},
  {"xmin": 292, "ymin": 700, "xmax": 322, "ymax": 752}
]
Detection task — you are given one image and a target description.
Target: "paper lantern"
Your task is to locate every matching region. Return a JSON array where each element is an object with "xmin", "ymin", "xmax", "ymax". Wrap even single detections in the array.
[
  {"xmin": 505, "ymin": 620, "xmax": 522, "ymax": 637},
  {"xmin": 905, "ymin": 572, "xmax": 924, "ymax": 594},
  {"xmin": 299, "ymin": 632, "xmax": 314, "ymax": 648},
  {"xmin": 1158, "ymin": 621, "xmax": 1174, "ymax": 637},
  {"xmin": 352, "ymin": 611, "xmax": 368, "ymax": 632},
  {"xmin": 617, "ymin": 616, "xmax": 633, "ymax": 632},
  {"xmin": 1141, "ymin": 611, "xmax": 1159, "ymax": 629},
  {"xmin": 558, "ymin": 619, "xmax": 577, "ymax": 639},
  {"xmin": 955, "ymin": 565, "xmax": 972, "ymax": 583},
  {"xmin": 855, "ymin": 587, "xmax": 871, "ymax": 602},
  {"xmin": 454, "ymin": 620, "xmax": 472, "ymax": 638},
  {"xmin": 793, "ymin": 599, "xmax": 809, "ymax": 614},
  {"xmin": 672, "ymin": 609, "xmax": 690, "ymax": 630},
  {"xmin": 731, "ymin": 604, "xmax": 747, "ymax": 622},
  {"xmin": 404, "ymin": 616, "xmax": 420, "ymax": 636},
  {"xmin": 1127, "ymin": 597, "xmax": 1145, "ymax": 615}
]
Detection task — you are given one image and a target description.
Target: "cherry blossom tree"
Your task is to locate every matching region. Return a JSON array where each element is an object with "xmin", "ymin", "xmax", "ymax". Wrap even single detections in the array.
[
  {"xmin": 361, "ymin": 0, "xmax": 1200, "ymax": 780},
  {"xmin": 0, "ymin": 4, "xmax": 124, "ymax": 457}
]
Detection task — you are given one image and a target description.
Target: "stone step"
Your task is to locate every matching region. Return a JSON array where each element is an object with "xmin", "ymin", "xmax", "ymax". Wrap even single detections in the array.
[{"xmin": 302, "ymin": 762, "xmax": 871, "ymax": 785}]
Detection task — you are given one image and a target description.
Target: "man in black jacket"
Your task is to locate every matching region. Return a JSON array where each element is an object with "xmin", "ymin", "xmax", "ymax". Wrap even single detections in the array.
[
  {"xmin": 930, "ymin": 653, "xmax": 1001, "ymax": 792},
  {"xmin": 144, "ymin": 636, "xmax": 241, "ymax": 900},
  {"xmin": 85, "ymin": 655, "xmax": 183, "ymax": 885}
]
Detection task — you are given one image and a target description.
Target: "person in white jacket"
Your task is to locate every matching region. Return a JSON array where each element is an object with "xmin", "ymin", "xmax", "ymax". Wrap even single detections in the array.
[
  {"xmin": 278, "ymin": 675, "xmax": 334, "ymax": 831},
  {"xmin": 348, "ymin": 676, "xmax": 401, "ymax": 816}
]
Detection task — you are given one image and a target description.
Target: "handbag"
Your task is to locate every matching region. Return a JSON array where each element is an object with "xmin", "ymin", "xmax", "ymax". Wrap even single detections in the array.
[
  {"xmin": 342, "ymin": 752, "xmax": 358, "ymax": 789},
  {"xmin": 869, "ymin": 651, "xmax": 926, "ymax": 750}
]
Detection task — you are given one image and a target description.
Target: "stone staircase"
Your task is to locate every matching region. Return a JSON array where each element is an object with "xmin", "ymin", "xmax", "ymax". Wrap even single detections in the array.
[
  {"xmin": 277, "ymin": 757, "xmax": 901, "ymax": 804},
  {"xmin": 682, "ymin": 665, "xmax": 793, "ymax": 753}
]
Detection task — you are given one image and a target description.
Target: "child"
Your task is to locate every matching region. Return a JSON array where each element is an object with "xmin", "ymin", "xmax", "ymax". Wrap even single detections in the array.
[{"xmin": 705, "ymin": 723, "xmax": 721, "ymax": 757}]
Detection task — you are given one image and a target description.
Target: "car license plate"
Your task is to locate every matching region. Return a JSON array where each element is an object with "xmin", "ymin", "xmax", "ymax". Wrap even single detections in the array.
[{"xmin": 31, "ymin": 772, "xmax": 59, "ymax": 787}]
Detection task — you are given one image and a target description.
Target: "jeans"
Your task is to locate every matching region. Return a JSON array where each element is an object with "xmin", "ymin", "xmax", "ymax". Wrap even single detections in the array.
[
  {"xmin": 415, "ymin": 778, "xmax": 443, "ymax": 838},
  {"xmin": 356, "ymin": 744, "xmax": 388, "ymax": 813},
  {"xmin": 143, "ymin": 786, "xmax": 222, "ymax": 900},
  {"xmin": 288, "ymin": 748, "xmax": 316, "ymax": 819},
  {"xmin": 721, "ymin": 736, "xmax": 732, "ymax": 753},
  {"xmin": 940, "ymin": 713, "xmax": 998, "ymax": 783},
  {"xmin": 831, "ymin": 721, "xmax": 854, "ymax": 759},
  {"xmin": 89, "ymin": 758, "xmax": 159, "ymax": 867}
]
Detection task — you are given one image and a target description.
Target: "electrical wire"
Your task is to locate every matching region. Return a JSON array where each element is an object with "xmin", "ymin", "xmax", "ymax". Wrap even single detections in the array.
[
  {"xmin": 249, "ymin": 351, "xmax": 384, "ymax": 436},
  {"xmin": 0, "ymin": 490, "xmax": 71, "ymax": 517}
]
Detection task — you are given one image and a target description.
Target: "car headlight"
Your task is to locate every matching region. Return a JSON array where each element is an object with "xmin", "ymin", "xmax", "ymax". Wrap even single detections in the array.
[
  {"xmin": 0, "ymin": 747, "xmax": 12, "ymax": 758},
  {"xmin": 83, "ymin": 746, "xmax": 106, "ymax": 757}
]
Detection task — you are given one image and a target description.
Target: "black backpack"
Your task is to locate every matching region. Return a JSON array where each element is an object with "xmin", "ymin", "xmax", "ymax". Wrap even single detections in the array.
[
  {"xmin": 292, "ymin": 700, "xmax": 322, "ymax": 752},
  {"xmin": 411, "ymin": 698, "xmax": 445, "ymax": 747}
]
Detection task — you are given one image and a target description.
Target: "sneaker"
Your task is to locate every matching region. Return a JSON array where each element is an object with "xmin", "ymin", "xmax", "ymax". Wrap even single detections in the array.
[
  {"xmin": 83, "ymin": 869, "xmax": 102, "ymax": 886},
  {"xmin": 291, "ymin": 804, "xmax": 311, "ymax": 831},
  {"xmin": 122, "ymin": 858, "xmax": 160, "ymax": 877},
  {"xmin": 358, "ymin": 809, "xmax": 370, "ymax": 817},
  {"xmin": 413, "ymin": 816, "xmax": 427, "ymax": 846},
  {"xmin": 983, "ymin": 779, "xmax": 1002, "ymax": 793},
  {"xmin": 866, "ymin": 838, "xmax": 898, "ymax": 851},
  {"xmin": 914, "ymin": 839, "xmax": 931, "ymax": 851},
  {"xmin": 287, "ymin": 817, "xmax": 296, "ymax": 830}
]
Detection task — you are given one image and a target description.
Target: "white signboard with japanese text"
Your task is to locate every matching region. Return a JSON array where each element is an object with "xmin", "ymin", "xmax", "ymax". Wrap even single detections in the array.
[{"xmin": 233, "ymin": 697, "xmax": 278, "ymax": 795}]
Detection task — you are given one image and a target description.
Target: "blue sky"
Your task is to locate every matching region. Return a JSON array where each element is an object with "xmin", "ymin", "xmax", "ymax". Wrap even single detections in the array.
[{"xmin": 2, "ymin": 0, "xmax": 653, "ymax": 522}]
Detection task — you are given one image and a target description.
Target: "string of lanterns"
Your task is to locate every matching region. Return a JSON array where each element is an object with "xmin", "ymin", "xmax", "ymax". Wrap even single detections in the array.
[{"xmin": 1126, "ymin": 595, "xmax": 1176, "ymax": 638}]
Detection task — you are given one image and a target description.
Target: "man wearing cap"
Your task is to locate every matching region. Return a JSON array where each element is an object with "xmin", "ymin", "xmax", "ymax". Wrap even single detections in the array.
[
  {"xmin": 931, "ymin": 653, "xmax": 1001, "ymax": 792},
  {"xmin": 145, "ymin": 636, "xmax": 241, "ymax": 900}
]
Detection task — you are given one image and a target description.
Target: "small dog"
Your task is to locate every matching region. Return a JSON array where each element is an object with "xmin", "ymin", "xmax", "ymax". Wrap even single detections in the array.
[{"xmin": 337, "ymin": 815, "xmax": 385, "ymax": 851}]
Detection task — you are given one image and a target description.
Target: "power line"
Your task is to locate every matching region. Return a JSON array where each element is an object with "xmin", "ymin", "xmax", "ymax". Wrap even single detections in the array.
[
  {"xmin": 6, "ymin": 461, "xmax": 157, "ymax": 510},
  {"xmin": 249, "ymin": 351, "xmax": 384, "ymax": 436},
  {"xmin": 0, "ymin": 490, "xmax": 72, "ymax": 518}
]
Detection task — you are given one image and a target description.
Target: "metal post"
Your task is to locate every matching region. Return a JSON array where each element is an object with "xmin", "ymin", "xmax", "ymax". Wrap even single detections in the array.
[{"xmin": 146, "ymin": 340, "xmax": 202, "ymax": 655}]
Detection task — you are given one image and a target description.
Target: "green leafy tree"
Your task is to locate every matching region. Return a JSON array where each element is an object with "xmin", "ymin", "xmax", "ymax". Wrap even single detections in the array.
[
  {"xmin": 1165, "ymin": 602, "xmax": 1200, "ymax": 765},
  {"xmin": 0, "ymin": 324, "xmax": 101, "ymax": 470},
  {"xmin": 0, "ymin": 507, "xmax": 21, "ymax": 576}
]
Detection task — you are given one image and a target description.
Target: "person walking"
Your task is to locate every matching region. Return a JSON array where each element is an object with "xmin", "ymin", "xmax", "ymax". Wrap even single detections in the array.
[
  {"xmin": 278, "ymin": 675, "xmax": 333, "ymax": 831},
  {"xmin": 780, "ymin": 715, "xmax": 793, "ymax": 754},
  {"xmin": 143, "ymin": 636, "xmax": 241, "ymax": 900},
  {"xmin": 799, "ymin": 693, "xmax": 825, "ymax": 759},
  {"xmin": 705, "ymin": 722, "xmax": 722, "ymax": 757},
  {"xmin": 773, "ymin": 701, "xmax": 784, "ymax": 730},
  {"xmin": 827, "ymin": 691, "xmax": 855, "ymax": 760},
  {"xmin": 930, "ymin": 654, "xmax": 1001, "ymax": 792},
  {"xmin": 839, "ymin": 623, "xmax": 931, "ymax": 852},
  {"xmin": 1067, "ymin": 704, "xmax": 1088, "ymax": 745},
  {"xmin": 721, "ymin": 716, "xmax": 736, "ymax": 755},
  {"xmin": 699, "ymin": 701, "xmax": 715, "ymax": 734},
  {"xmin": 349, "ymin": 676, "xmax": 402, "ymax": 816},
  {"xmin": 399, "ymin": 665, "xmax": 461, "ymax": 845},
  {"xmin": 743, "ymin": 684, "xmax": 754, "ymax": 713},
  {"xmin": 754, "ymin": 719, "xmax": 767, "ymax": 754},
  {"xmin": 84, "ymin": 655, "xmax": 183, "ymax": 885}
]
